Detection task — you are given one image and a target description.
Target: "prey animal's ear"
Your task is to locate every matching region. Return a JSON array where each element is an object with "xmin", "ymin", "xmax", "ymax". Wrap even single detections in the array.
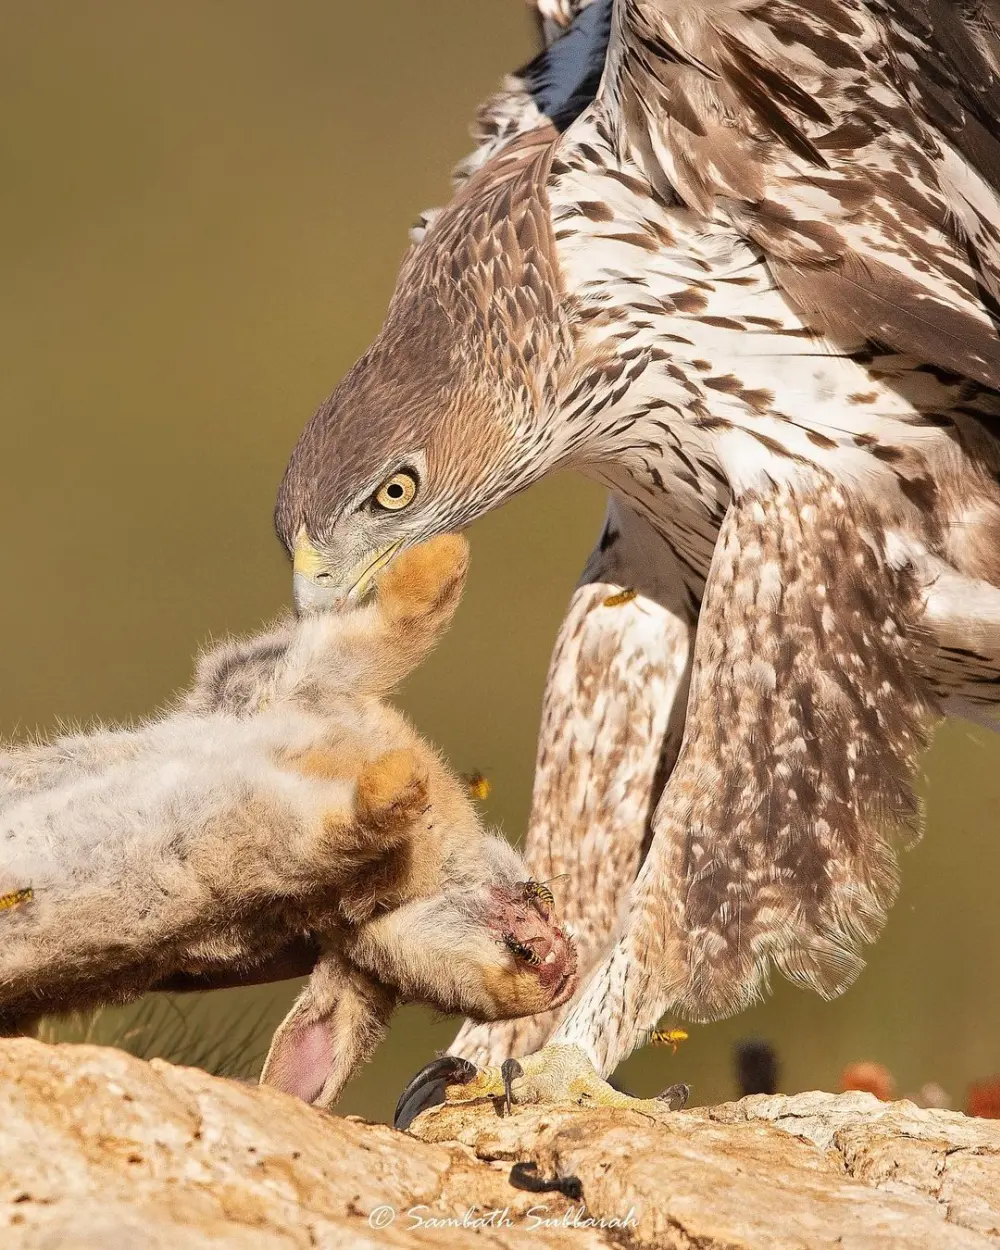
[
  {"xmin": 184, "ymin": 622, "xmax": 294, "ymax": 716},
  {"xmin": 260, "ymin": 950, "xmax": 396, "ymax": 1109}
]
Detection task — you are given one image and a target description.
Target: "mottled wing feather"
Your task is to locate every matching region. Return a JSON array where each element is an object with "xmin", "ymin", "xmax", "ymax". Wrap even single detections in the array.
[
  {"xmin": 873, "ymin": 1, "xmax": 1000, "ymax": 202},
  {"xmin": 450, "ymin": 499, "xmax": 694, "ymax": 1067},
  {"xmin": 554, "ymin": 482, "xmax": 942, "ymax": 1072},
  {"xmin": 669, "ymin": 483, "xmax": 941, "ymax": 1013},
  {"xmin": 600, "ymin": 0, "xmax": 1000, "ymax": 388}
]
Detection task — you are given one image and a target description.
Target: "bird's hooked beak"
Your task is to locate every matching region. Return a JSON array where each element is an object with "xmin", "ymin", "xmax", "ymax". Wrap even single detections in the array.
[{"xmin": 292, "ymin": 532, "xmax": 404, "ymax": 615}]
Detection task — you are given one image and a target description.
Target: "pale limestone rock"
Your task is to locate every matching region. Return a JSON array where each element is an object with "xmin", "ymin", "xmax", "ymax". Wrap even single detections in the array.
[{"xmin": 1, "ymin": 1037, "xmax": 999, "ymax": 1249}]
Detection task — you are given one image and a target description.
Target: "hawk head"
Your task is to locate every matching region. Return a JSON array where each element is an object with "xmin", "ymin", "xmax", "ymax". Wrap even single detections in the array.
[
  {"xmin": 274, "ymin": 128, "xmax": 568, "ymax": 613},
  {"xmin": 275, "ymin": 309, "xmax": 527, "ymax": 613}
]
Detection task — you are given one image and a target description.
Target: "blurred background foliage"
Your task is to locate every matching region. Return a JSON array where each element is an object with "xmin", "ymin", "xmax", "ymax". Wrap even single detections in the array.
[{"xmin": 1, "ymin": 1, "xmax": 998, "ymax": 1120}]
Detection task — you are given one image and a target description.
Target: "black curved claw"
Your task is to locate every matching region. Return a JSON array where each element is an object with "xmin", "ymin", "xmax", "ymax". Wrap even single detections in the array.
[
  {"xmin": 393, "ymin": 1056, "xmax": 479, "ymax": 1132},
  {"xmin": 656, "ymin": 1081, "xmax": 691, "ymax": 1111},
  {"xmin": 500, "ymin": 1057, "xmax": 523, "ymax": 1117},
  {"xmin": 509, "ymin": 1161, "xmax": 583, "ymax": 1201}
]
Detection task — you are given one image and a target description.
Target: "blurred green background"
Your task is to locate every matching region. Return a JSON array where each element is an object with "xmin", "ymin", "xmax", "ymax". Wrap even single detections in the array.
[{"xmin": 2, "ymin": 0, "xmax": 998, "ymax": 1121}]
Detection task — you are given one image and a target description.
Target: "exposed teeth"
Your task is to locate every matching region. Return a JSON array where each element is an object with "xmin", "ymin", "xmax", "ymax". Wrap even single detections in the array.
[{"xmin": 544, "ymin": 951, "xmax": 557, "ymax": 964}]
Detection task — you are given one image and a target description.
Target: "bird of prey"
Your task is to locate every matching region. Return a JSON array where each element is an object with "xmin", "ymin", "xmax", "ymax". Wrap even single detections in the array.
[{"xmin": 276, "ymin": 0, "xmax": 1000, "ymax": 1107}]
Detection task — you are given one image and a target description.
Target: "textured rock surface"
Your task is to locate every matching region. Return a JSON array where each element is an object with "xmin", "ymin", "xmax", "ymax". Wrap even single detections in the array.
[{"xmin": 1, "ymin": 1037, "xmax": 999, "ymax": 1248}]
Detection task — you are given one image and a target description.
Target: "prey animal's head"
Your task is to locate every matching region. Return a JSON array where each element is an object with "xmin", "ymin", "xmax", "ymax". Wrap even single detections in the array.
[
  {"xmin": 259, "ymin": 861, "xmax": 577, "ymax": 1112},
  {"xmin": 275, "ymin": 128, "xmax": 571, "ymax": 615},
  {"xmin": 343, "ymin": 834, "xmax": 578, "ymax": 1024},
  {"xmin": 475, "ymin": 876, "xmax": 579, "ymax": 1018}
]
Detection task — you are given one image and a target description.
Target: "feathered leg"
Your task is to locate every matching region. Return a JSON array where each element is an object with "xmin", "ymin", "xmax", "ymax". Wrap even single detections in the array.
[
  {"xmin": 419, "ymin": 480, "xmax": 941, "ymax": 1118},
  {"xmin": 450, "ymin": 497, "xmax": 694, "ymax": 1065}
]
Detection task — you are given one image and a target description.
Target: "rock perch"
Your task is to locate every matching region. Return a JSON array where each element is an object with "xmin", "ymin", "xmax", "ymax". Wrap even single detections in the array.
[{"xmin": 0, "ymin": 1037, "xmax": 998, "ymax": 1248}]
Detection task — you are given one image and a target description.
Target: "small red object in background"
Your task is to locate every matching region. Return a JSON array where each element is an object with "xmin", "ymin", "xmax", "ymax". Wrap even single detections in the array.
[
  {"xmin": 840, "ymin": 1061, "xmax": 895, "ymax": 1101},
  {"xmin": 966, "ymin": 1077, "xmax": 1000, "ymax": 1119}
]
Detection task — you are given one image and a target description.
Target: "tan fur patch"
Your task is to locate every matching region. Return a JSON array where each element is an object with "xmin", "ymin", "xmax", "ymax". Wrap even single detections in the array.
[{"xmin": 378, "ymin": 535, "xmax": 470, "ymax": 622}]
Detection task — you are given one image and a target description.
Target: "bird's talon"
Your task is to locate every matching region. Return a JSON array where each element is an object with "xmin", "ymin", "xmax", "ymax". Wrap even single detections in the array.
[
  {"xmin": 392, "ymin": 1055, "xmax": 478, "ymax": 1131},
  {"xmin": 656, "ymin": 1081, "xmax": 690, "ymax": 1111},
  {"xmin": 500, "ymin": 1056, "xmax": 523, "ymax": 1116},
  {"xmin": 396, "ymin": 1044, "xmax": 681, "ymax": 1129}
]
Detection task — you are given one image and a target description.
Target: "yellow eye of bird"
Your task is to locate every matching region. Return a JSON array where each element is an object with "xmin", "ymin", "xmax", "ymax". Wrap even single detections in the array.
[{"xmin": 374, "ymin": 471, "xmax": 418, "ymax": 511}]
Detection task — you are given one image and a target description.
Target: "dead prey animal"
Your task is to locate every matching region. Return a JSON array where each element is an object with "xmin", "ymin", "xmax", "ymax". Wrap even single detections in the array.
[{"xmin": 0, "ymin": 536, "xmax": 576, "ymax": 1108}]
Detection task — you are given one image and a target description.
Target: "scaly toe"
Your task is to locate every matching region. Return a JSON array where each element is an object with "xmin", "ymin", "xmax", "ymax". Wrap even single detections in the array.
[{"xmin": 406, "ymin": 1044, "xmax": 685, "ymax": 1122}]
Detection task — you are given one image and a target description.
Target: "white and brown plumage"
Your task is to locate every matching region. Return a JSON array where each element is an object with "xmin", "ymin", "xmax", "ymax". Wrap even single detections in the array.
[{"xmin": 276, "ymin": 0, "xmax": 1000, "ymax": 1101}]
